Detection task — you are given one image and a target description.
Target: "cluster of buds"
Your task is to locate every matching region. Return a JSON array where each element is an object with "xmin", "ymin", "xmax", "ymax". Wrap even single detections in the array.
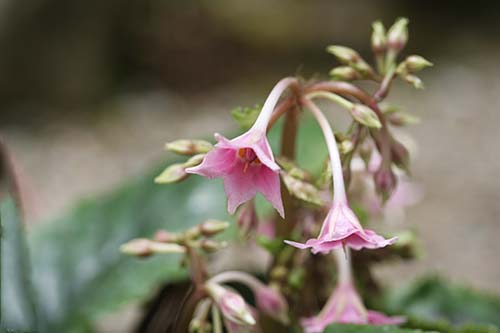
[{"xmin": 120, "ymin": 219, "xmax": 230, "ymax": 257}]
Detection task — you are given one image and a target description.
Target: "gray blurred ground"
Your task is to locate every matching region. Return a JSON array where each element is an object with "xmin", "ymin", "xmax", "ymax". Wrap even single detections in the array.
[{"xmin": 0, "ymin": 0, "xmax": 499, "ymax": 310}]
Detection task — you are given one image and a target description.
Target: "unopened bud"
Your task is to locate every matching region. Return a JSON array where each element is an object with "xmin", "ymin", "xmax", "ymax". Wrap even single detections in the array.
[
  {"xmin": 400, "ymin": 73, "xmax": 424, "ymax": 89},
  {"xmin": 391, "ymin": 139, "xmax": 410, "ymax": 172},
  {"xmin": 237, "ymin": 201, "xmax": 258, "ymax": 236},
  {"xmin": 371, "ymin": 20, "xmax": 387, "ymax": 54},
  {"xmin": 329, "ymin": 66, "xmax": 361, "ymax": 81},
  {"xmin": 200, "ymin": 239, "xmax": 228, "ymax": 252},
  {"xmin": 154, "ymin": 230, "xmax": 182, "ymax": 243},
  {"xmin": 255, "ymin": 285, "xmax": 289, "ymax": 324},
  {"xmin": 205, "ymin": 282, "xmax": 256, "ymax": 326},
  {"xmin": 387, "ymin": 17, "xmax": 409, "ymax": 52},
  {"xmin": 388, "ymin": 112, "xmax": 421, "ymax": 127},
  {"xmin": 120, "ymin": 238, "xmax": 153, "ymax": 257},
  {"xmin": 374, "ymin": 166, "xmax": 397, "ymax": 202},
  {"xmin": 281, "ymin": 172, "xmax": 323, "ymax": 206},
  {"xmin": 185, "ymin": 154, "xmax": 205, "ymax": 167},
  {"xmin": 326, "ymin": 45, "xmax": 374, "ymax": 76},
  {"xmin": 154, "ymin": 163, "xmax": 187, "ymax": 184},
  {"xmin": 120, "ymin": 238, "xmax": 186, "ymax": 256},
  {"xmin": 350, "ymin": 104, "xmax": 382, "ymax": 128},
  {"xmin": 165, "ymin": 139, "xmax": 213, "ymax": 156},
  {"xmin": 397, "ymin": 55, "xmax": 433, "ymax": 73},
  {"xmin": 339, "ymin": 140, "xmax": 354, "ymax": 155},
  {"xmin": 200, "ymin": 219, "xmax": 230, "ymax": 236}
]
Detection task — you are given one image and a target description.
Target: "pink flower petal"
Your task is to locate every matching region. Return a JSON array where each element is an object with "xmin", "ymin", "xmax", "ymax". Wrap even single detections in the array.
[{"xmin": 254, "ymin": 166, "xmax": 284, "ymax": 217}]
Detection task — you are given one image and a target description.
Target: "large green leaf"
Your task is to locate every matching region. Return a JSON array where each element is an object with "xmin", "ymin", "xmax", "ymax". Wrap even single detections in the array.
[
  {"xmin": 1, "ymin": 196, "xmax": 38, "ymax": 332},
  {"xmin": 383, "ymin": 276, "xmax": 500, "ymax": 327},
  {"xmin": 29, "ymin": 168, "xmax": 231, "ymax": 332},
  {"xmin": 325, "ymin": 324, "xmax": 435, "ymax": 333}
]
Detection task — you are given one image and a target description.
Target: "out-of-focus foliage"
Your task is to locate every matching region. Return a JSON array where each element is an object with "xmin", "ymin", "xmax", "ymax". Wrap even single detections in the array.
[
  {"xmin": 0, "ymin": 197, "xmax": 38, "ymax": 332},
  {"xmin": 28, "ymin": 169, "xmax": 230, "ymax": 332},
  {"xmin": 384, "ymin": 276, "xmax": 500, "ymax": 327},
  {"xmin": 325, "ymin": 324, "xmax": 434, "ymax": 333}
]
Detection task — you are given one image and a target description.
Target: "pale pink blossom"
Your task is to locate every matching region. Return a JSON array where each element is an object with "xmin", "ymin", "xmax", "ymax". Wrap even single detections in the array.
[
  {"xmin": 205, "ymin": 282, "xmax": 256, "ymax": 326},
  {"xmin": 286, "ymin": 98, "xmax": 396, "ymax": 253},
  {"xmin": 186, "ymin": 78, "xmax": 298, "ymax": 216},
  {"xmin": 302, "ymin": 281, "xmax": 405, "ymax": 333},
  {"xmin": 186, "ymin": 130, "xmax": 283, "ymax": 216},
  {"xmin": 285, "ymin": 202, "xmax": 396, "ymax": 254}
]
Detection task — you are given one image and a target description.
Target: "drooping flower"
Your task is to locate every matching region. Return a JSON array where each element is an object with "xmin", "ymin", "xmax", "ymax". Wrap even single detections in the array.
[
  {"xmin": 186, "ymin": 130, "xmax": 283, "ymax": 216},
  {"xmin": 301, "ymin": 281, "xmax": 405, "ymax": 333},
  {"xmin": 285, "ymin": 201, "xmax": 396, "ymax": 254},
  {"xmin": 285, "ymin": 98, "xmax": 396, "ymax": 254},
  {"xmin": 186, "ymin": 78, "xmax": 298, "ymax": 216}
]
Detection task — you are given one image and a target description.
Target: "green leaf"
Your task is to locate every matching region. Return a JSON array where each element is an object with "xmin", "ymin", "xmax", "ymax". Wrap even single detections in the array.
[
  {"xmin": 231, "ymin": 105, "xmax": 261, "ymax": 131},
  {"xmin": 325, "ymin": 324, "xmax": 436, "ymax": 333},
  {"xmin": 1, "ymin": 197, "xmax": 38, "ymax": 332},
  {"xmin": 28, "ymin": 168, "xmax": 231, "ymax": 332},
  {"xmin": 383, "ymin": 276, "xmax": 500, "ymax": 327}
]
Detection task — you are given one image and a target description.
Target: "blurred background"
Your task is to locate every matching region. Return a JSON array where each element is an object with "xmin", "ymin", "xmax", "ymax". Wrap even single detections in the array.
[{"xmin": 1, "ymin": 0, "xmax": 500, "ymax": 322}]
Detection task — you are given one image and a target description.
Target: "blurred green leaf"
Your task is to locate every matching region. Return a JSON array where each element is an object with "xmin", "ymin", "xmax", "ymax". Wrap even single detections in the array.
[
  {"xmin": 28, "ymin": 167, "xmax": 231, "ymax": 332},
  {"xmin": 1, "ymin": 196, "xmax": 38, "ymax": 332},
  {"xmin": 384, "ymin": 276, "xmax": 500, "ymax": 327},
  {"xmin": 325, "ymin": 324, "xmax": 435, "ymax": 333},
  {"xmin": 231, "ymin": 105, "xmax": 261, "ymax": 131}
]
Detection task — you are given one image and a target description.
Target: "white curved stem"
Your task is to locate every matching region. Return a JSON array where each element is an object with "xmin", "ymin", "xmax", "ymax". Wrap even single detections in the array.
[
  {"xmin": 302, "ymin": 97, "xmax": 348, "ymax": 204},
  {"xmin": 208, "ymin": 270, "xmax": 262, "ymax": 291},
  {"xmin": 333, "ymin": 248, "xmax": 353, "ymax": 284},
  {"xmin": 251, "ymin": 77, "xmax": 299, "ymax": 132}
]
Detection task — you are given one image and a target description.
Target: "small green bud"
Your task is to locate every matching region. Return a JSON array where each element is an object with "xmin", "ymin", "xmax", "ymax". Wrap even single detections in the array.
[
  {"xmin": 276, "ymin": 156, "xmax": 310, "ymax": 181},
  {"xmin": 339, "ymin": 140, "xmax": 354, "ymax": 155},
  {"xmin": 281, "ymin": 172, "xmax": 323, "ymax": 206},
  {"xmin": 391, "ymin": 138, "xmax": 411, "ymax": 172},
  {"xmin": 154, "ymin": 163, "xmax": 187, "ymax": 184},
  {"xmin": 199, "ymin": 239, "xmax": 228, "ymax": 252},
  {"xmin": 388, "ymin": 112, "xmax": 421, "ymax": 127},
  {"xmin": 185, "ymin": 154, "xmax": 205, "ymax": 167},
  {"xmin": 120, "ymin": 238, "xmax": 186, "ymax": 256},
  {"xmin": 401, "ymin": 73, "xmax": 424, "ymax": 89},
  {"xmin": 165, "ymin": 139, "xmax": 213, "ymax": 155},
  {"xmin": 154, "ymin": 230, "xmax": 182, "ymax": 243},
  {"xmin": 404, "ymin": 55, "xmax": 433, "ymax": 72},
  {"xmin": 371, "ymin": 20, "xmax": 387, "ymax": 54},
  {"xmin": 387, "ymin": 17, "xmax": 409, "ymax": 52},
  {"xmin": 329, "ymin": 66, "xmax": 361, "ymax": 81},
  {"xmin": 200, "ymin": 219, "xmax": 230, "ymax": 236},
  {"xmin": 327, "ymin": 45, "xmax": 374, "ymax": 76},
  {"xmin": 350, "ymin": 104, "xmax": 382, "ymax": 128}
]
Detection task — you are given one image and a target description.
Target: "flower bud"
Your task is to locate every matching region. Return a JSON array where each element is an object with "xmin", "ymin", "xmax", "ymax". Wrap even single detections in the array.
[
  {"xmin": 371, "ymin": 20, "xmax": 387, "ymax": 54},
  {"xmin": 400, "ymin": 73, "xmax": 424, "ymax": 89},
  {"xmin": 200, "ymin": 219, "xmax": 230, "ymax": 236},
  {"xmin": 155, "ymin": 154, "xmax": 205, "ymax": 184},
  {"xmin": 254, "ymin": 285, "xmax": 289, "ymax": 324},
  {"xmin": 165, "ymin": 139, "xmax": 213, "ymax": 156},
  {"xmin": 205, "ymin": 282, "xmax": 256, "ymax": 326},
  {"xmin": 154, "ymin": 230, "xmax": 182, "ymax": 243},
  {"xmin": 120, "ymin": 238, "xmax": 186, "ymax": 256},
  {"xmin": 398, "ymin": 55, "xmax": 433, "ymax": 73},
  {"xmin": 154, "ymin": 163, "xmax": 188, "ymax": 184},
  {"xmin": 339, "ymin": 140, "xmax": 354, "ymax": 155},
  {"xmin": 350, "ymin": 104, "xmax": 382, "ymax": 129},
  {"xmin": 390, "ymin": 139, "xmax": 410, "ymax": 172},
  {"xmin": 281, "ymin": 172, "xmax": 323, "ymax": 206},
  {"xmin": 120, "ymin": 238, "xmax": 153, "ymax": 257},
  {"xmin": 237, "ymin": 201, "xmax": 258, "ymax": 236},
  {"xmin": 329, "ymin": 66, "xmax": 361, "ymax": 81},
  {"xmin": 387, "ymin": 112, "xmax": 420, "ymax": 127},
  {"xmin": 326, "ymin": 45, "xmax": 374, "ymax": 76},
  {"xmin": 199, "ymin": 239, "xmax": 228, "ymax": 252},
  {"xmin": 374, "ymin": 166, "xmax": 397, "ymax": 201},
  {"xmin": 387, "ymin": 18, "xmax": 409, "ymax": 52}
]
